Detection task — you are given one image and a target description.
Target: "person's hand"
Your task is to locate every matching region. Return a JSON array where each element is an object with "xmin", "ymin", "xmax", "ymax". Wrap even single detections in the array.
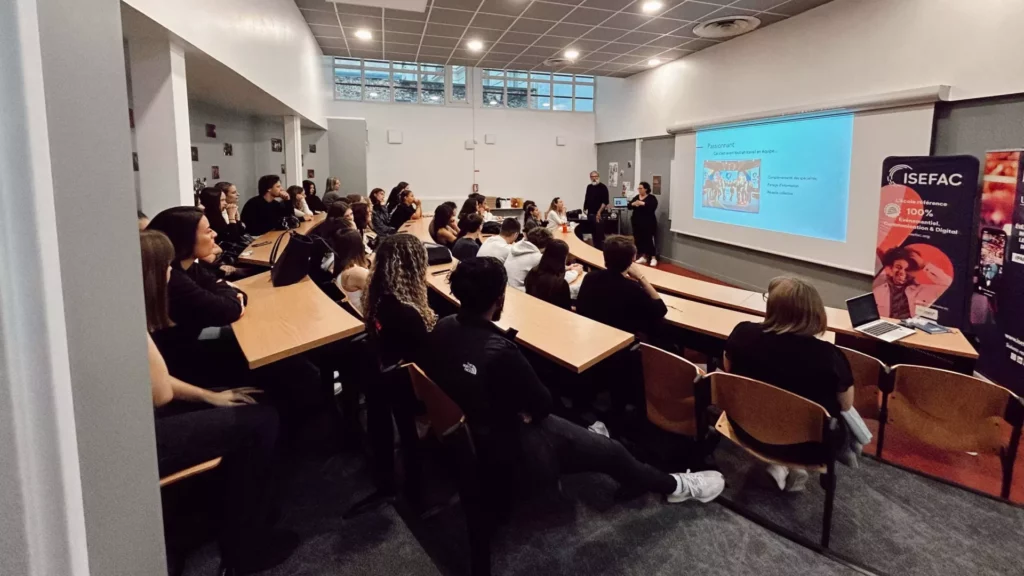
[
  {"xmin": 626, "ymin": 262, "xmax": 646, "ymax": 280},
  {"xmin": 635, "ymin": 200, "xmax": 645, "ymax": 206},
  {"xmin": 236, "ymin": 293, "xmax": 246, "ymax": 316},
  {"xmin": 567, "ymin": 263, "xmax": 583, "ymax": 273},
  {"xmin": 205, "ymin": 387, "xmax": 262, "ymax": 407},
  {"xmin": 226, "ymin": 204, "xmax": 238, "ymax": 221},
  {"xmin": 303, "ymin": 214, "xmax": 313, "ymax": 222},
  {"xmin": 278, "ymin": 189, "xmax": 291, "ymax": 200},
  {"xmin": 519, "ymin": 412, "xmax": 533, "ymax": 424},
  {"xmin": 220, "ymin": 265, "xmax": 238, "ymax": 277},
  {"xmin": 595, "ymin": 212, "xmax": 602, "ymax": 222}
]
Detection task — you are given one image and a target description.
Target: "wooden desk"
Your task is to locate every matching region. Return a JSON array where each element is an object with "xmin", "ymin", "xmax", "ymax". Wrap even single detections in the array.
[
  {"xmin": 558, "ymin": 229, "xmax": 977, "ymax": 361},
  {"xmin": 238, "ymin": 213, "xmax": 327, "ymax": 266},
  {"xmin": 231, "ymin": 271, "xmax": 364, "ymax": 369},
  {"xmin": 661, "ymin": 292, "xmax": 835, "ymax": 344},
  {"xmin": 399, "ymin": 217, "xmax": 432, "ymax": 243}
]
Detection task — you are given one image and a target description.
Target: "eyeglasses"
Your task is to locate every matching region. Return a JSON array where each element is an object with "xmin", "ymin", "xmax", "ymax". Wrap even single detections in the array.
[{"xmin": 762, "ymin": 292, "xmax": 769, "ymax": 302}]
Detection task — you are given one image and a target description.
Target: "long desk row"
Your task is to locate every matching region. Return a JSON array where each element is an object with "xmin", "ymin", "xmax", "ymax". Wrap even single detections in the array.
[{"xmin": 238, "ymin": 213, "xmax": 327, "ymax": 267}]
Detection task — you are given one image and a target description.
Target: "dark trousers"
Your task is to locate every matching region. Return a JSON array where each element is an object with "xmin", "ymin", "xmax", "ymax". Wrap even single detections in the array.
[
  {"xmin": 155, "ymin": 404, "xmax": 279, "ymax": 566},
  {"xmin": 518, "ymin": 414, "xmax": 675, "ymax": 495},
  {"xmin": 587, "ymin": 213, "xmax": 606, "ymax": 249},
  {"xmin": 632, "ymin": 222, "xmax": 657, "ymax": 259},
  {"xmin": 365, "ymin": 368, "xmax": 422, "ymax": 496}
]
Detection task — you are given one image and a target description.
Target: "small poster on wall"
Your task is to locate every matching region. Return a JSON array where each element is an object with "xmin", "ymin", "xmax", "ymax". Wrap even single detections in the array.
[
  {"xmin": 307, "ymin": 169, "xmax": 315, "ymax": 178},
  {"xmin": 191, "ymin": 146, "xmax": 198, "ymax": 162},
  {"xmin": 205, "ymin": 123, "xmax": 216, "ymax": 138},
  {"xmin": 608, "ymin": 162, "xmax": 619, "ymax": 187},
  {"xmin": 652, "ymin": 175, "xmax": 662, "ymax": 195},
  {"xmin": 223, "ymin": 143, "xmax": 233, "ymax": 156},
  {"xmin": 280, "ymin": 163, "xmax": 286, "ymax": 175},
  {"xmin": 211, "ymin": 166, "xmax": 220, "ymax": 179},
  {"xmin": 622, "ymin": 181, "xmax": 632, "ymax": 196},
  {"xmin": 271, "ymin": 138, "xmax": 283, "ymax": 152},
  {"xmin": 129, "ymin": 108, "xmax": 134, "ymax": 130},
  {"xmin": 309, "ymin": 144, "xmax": 317, "ymax": 153},
  {"xmin": 132, "ymin": 153, "xmax": 139, "ymax": 172}
]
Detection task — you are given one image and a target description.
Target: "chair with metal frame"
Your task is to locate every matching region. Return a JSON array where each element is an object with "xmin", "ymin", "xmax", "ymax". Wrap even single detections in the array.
[
  {"xmin": 884, "ymin": 364, "xmax": 1024, "ymax": 499},
  {"xmin": 698, "ymin": 372, "xmax": 841, "ymax": 548}
]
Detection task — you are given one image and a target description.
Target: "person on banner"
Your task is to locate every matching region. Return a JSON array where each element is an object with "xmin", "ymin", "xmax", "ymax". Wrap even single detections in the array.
[{"xmin": 872, "ymin": 246, "xmax": 953, "ymax": 319}]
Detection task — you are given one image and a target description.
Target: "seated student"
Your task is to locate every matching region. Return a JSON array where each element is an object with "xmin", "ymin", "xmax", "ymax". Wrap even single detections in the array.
[
  {"xmin": 457, "ymin": 196, "xmax": 482, "ymax": 230},
  {"xmin": 546, "ymin": 197, "xmax": 569, "ymax": 231},
  {"xmin": 576, "ymin": 235, "xmax": 667, "ymax": 336},
  {"xmin": 429, "ymin": 203, "xmax": 459, "ymax": 247},
  {"xmin": 389, "ymin": 188, "xmax": 421, "ymax": 229},
  {"xmin": 200, "ymin": 187, "xmax": 244, "ymax": 245},
  {"xmin": 140, "ymin": 230, "xmax": 298, "ymax": 574},
  {"xmin": 288, "ymin": 185, "xmax": 314, "ymax": 220},
  {"xmin": 723, "ymin": 276, "xmax": 854, "ymax": 492},
  {"xmin": 138, "ymin": 210, "xmax": 149, "ymax": 230},
  {"xmin": 345, "ymin": 193, "xmax": 365, "ymax": 206},
  {"xmin": 369, "ymin": 187, "xmax": 395, "ymax": 236},
  {"xmin": 350, "ymin": 202, "xmax": 373, "ymax": 253},
  {"xmin": 303, "ymin": 179, "xmax": 325, "ymax": 213},
  {"xmin": 472, "ymin": 193, "xmax": 498, "ymax": 222},
  {"xmin": 523, "ymin": 201, "xmax": 544, "ymax": 232},
  {"xmin": 525, "ymin": 239, "xmax": 574, "ymax": 310},
  {"xmin": 385, "ymin": 181, "xmax": 409, "ymax": 216},
  {"xmin": 215, "ymin": 181, "xmax": 246, "ymax": 233},
  {"xmin": 322, "ymin": 177, "xmax": 344, "ymax": 209},
  {"xmin": 328, "ymin": 228, "xmax": 370, "ymax": 311},
  {"xmin": 477, "ymin": 217, "xmax": 521, "ymax": 263},
  {"xmin": 421, "ymin": 257, "xmax": 724, "ymax": 505},
  {"xmin": 504, "ymin": 226, "xmax": 553, "ymax": 291},
  {"xmin": 451, "ymin": 214, "xmax": 483, "ymax": 260},
  {"xmin": 241, "ymin": 175, "xmax": 292, "ymax": 236},
  {"xmin": 327, "ymin": 201, "xmax": 353, "ymax": 225}
]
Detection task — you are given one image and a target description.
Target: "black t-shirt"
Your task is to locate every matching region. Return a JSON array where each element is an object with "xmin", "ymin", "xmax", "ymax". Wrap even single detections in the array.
[
  {"xmin": 584, "ymin": 182, "xmax": 610, "ymax": 214},
  {"xmin": 628, "ymin": 193, "xmax": 658, "ymax": 229},
  {"xmin": 525, "ymin": 270, "xmax": 571, "ymax": 310},
  {"xmin": 451, "ymin": 237, "xmax": 481, "ymax": 260},
  {"xmin": 575, "ymin": 269, "xmax": 667, "ymax": 335},
  {"xmin": 724, "ymin": 321, "xmax": 853, "ymax": 416},
  {"xmin": 390, "ymin": 203, "xmax": 416, "ymax": 229},
  {"xmin": 240, "ymin": 196, "xmax": 291, "ymax": 236},
  {"xmin": 372, "ymin": 293, "xmax": 429, "ymax": 368}
]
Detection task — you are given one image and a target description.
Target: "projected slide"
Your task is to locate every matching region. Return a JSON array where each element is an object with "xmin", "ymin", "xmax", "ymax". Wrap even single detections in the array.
[{"xmin": 694, "ymin": 114, "xmax": 854, "ymax": 242}]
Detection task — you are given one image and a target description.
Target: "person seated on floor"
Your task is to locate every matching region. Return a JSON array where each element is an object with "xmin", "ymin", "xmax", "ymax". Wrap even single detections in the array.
[
  {"xmin": 477, "ymin": 217, "xmax": 521, "ymax": 263},
  {"xmin": 504, "ymin": 226, "xmax": 553, "ymax": 291},
  {"xmin": 369, "ymin": 187, "xmax": 395, "ymax": 236},
  {"xmin": 241, "ymin": 175, "xmax": 292, "ymax": 236},
  {"xmin": 289, "ymin": 185, "xmax": 314, "ymax": 221},
  {"xmin": 141, "ymin": 229, "xmax": 298, "ymax": 575},
  {"xmin": 429, "ymin": 203, "xmax": 459, "ymax": 247},
  {"xmin": 329, "ymin": 228, "xmax": 370, "ymax": 312},
  {"xmin": 723, "ymin": 276, "xmax": 854, "ymax": 492},
  {"xmin": 389, "ymin": 188, "xmax": 422, "ymax": 230},
  {"xmin": 327, "ymin": 201, "xmax": 353, "ymax": 225},
  {"xmin": 451, "ymin": 214, "xmax": 484, "ymax": 260},
  {"xmin": 303, "ymin": 179, "xmax": 325, "ymax": 213},
  {"xmin": 576, "ymin": 235, "xmax": 667, "ymax": 337},
  {"xmin": 523, "ymin": 200, "xmax": 544, "ymax": 232},
  {"xmin": 525, "ymin": 239, "xmax": 575, "ymax": 310},
  {"xmin": 546, "ymin": 197, "xmax": 569, "ymax": 231},
  {"xmin": 421, "ymin": 257, "xmax": 724, "ymax": 505}
]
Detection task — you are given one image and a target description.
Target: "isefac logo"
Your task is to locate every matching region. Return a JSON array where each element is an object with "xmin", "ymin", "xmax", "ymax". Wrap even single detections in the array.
[{"xmin": 888, "ymin": 164, "xmax": 963, "ymax": 186}]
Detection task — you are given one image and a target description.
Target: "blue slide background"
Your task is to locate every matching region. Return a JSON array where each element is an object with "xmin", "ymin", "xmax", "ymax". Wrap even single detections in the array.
[{"xmin": 693, "ymin": 114, "xmax": 854, "ymax": 242}]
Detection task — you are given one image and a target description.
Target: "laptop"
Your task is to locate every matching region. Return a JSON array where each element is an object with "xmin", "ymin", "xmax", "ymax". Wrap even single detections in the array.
[
  {"xmin": 612, "ymin": 197, "xmax": 629, "ymax": 208},
  {"xmin": 845, "ymin": 293, "xmax": 916, "ymax": 343}
]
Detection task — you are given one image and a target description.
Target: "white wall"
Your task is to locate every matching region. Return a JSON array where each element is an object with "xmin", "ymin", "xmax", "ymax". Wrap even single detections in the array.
[
  {"xmin": 597, "ymin": 0, "xmax": 1024, "ymax": 143},
  {"xmin": 301, "ymin": 129, "xmax": 330, "ymax": 186},
  {"xmin": 124, "ymin": 0, "xmax": 326, "ymax": 127},
  {"xmin": 324, "ymin": 66, "xmax": 598, "ymax": 212}
]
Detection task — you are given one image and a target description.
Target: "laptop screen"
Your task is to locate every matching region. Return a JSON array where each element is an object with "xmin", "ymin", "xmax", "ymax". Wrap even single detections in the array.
[
  {"xmin": 612, "ymin": 197, "xmax": 629, "ymax": 208},
  {"xmin": 846, "ymin": 293, "xmax": 881, "ymax": 327}
]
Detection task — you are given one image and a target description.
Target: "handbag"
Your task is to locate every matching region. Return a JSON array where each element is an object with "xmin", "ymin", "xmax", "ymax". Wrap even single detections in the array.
[
  {"xmin": 270, "ymin": 231, "xmax": 315, "ymax": 287},
  {"xmin": 423, "ymin": 242, "xmax": 453, "ymax": 266}
]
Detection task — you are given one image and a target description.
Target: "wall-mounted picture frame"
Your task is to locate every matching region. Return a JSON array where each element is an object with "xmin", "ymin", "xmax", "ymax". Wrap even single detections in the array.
[
  {"xmin": 205, "ymin": 123, "xmax": 216, "ymax": 138},
  {"xmin": 211, "ymin": 166, "xmax": 220, "ymax": 179},
  {"xmin": 652, "ymin": 174, "xmax": 662, "ymax": 195},
  {"xmin": 191, "ymin": 146, "xmax": 198, "ymax": 162},
  {"xmin": 132, "ymin": 153, "xmax": 139, "ymax": 172},
  {"xmin": 307, "ymin": 169, "xmax": 315, "ymax": 178},
  {"xmin": 271, "ymin": 138, "xmax": 283, "ymax": 152},
  {"xmin": 223, "ymin": 143, "xmax": 233, "ymax": 156},
  {"xmin": 309, "ymin": 144, "xmax": 316, "ymax": 153},
  {"xmin": 280, "ymin": 163, "xmax": 286, "ymax": 175}
]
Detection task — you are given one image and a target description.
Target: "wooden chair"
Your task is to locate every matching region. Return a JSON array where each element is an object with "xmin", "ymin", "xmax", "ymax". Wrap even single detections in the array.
[
  {"xmin": 838, "ymin": 346, "xmax": 889, "ymax": 455},
  {"xmin": 885, "ymin": 364, "xmax": 1024, "ymax": 499},
  {"xmin": 406, "ymin": 365, "xmax": 491, "ymax": 576},
  {"xmin": 700, "ymin": 372, "xmax": 840, "ymax": 548},
  {"xmin": 159, "ymin": 457, "xmax": 222, "ymax": 488},
  {"xmin": 640, "ymin": 343, "xmax": 704, "ymax": 437}
]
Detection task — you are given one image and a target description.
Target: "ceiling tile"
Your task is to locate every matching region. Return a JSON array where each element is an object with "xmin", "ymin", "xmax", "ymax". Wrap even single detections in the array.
[
  {"xmin": 533, "ymin": 34, "xmax": 575, "ymax": 48},
  {"xmin": 661, "ymin": 1, "xmax": 720, "ymax": 21},
  {"xmin": 580, "ymin": 0, "xmax": 633, "ymax": 11},
  {"xmin": 472, "ymin": 12, "xmax": 517, "ymax": 29},
  {"xmin": 645, "ymin": 34, "xmax": 686, "ymax": 48},
  {"xmin": 421, "ymin": 35, "xmax": 461, "ymax": 48},
  {"xmin": 343, "ymin": 27, "xmax": 382, "ymax": 41},
  {"xmin": 706, "ymin": 6, "xmax": 761, "ymax": 19},
  {"xmin": 616, "ymin": 30, "xmax": 661, "ymax": 44},
  {"xmin": 302, "ymin": 9, "xmax": 340, "ymax": 26},
  {"xmin": 732, "ymin": 0, "xmax": 784, "ymax": 10},
  {"xmin": 448, "ymin": 57, "xmax": 478, "ymax": 67},
  {"xmin": 547, "ymin": 22, "xmax": 593, "ymax": 37},
  {"xmin": 582, "ymin": 27, "xmax": 629, "ymax": 41},
  {"xmin": 309, "ymin": 23, "xmax": 343, "ymax": 36},
  {"xmin": 510, "ymin": 18, "xmax": 556, "ymax": 34},
  {"xmin": 418, "ymin": 45, "xmax": 453, "ymax": 56},
  {"xmin": 658, "ymin": 47, "xmax": 693, "ymax": 59},
  {"xmin": 480, "ymin": 58, "xmax": 514, "ymax": 68},
  {"xmin": 450, "ymin": 48, "xmax": 482, "ymax": 61},
  {"xmin": 679, "ymin": 38, "xmax": 719, "ymax": 50},
  {"xmin": 464, "ymin": 27, "xmax": 506, "ymax": 42},
  {"xmin": 500, "ymin": 31, "xmax": 542, "ymax": 44},
  {"xmin": 430, "ymin": 8, "xmax": 475, "ymax": 25},
  {"xmin": 638, "ymin": 17, "xmax": 687, "ymax": 34},
  {"xmin": 599, "ymin": 42, "xmax": 640, "ymax": 54},
  {"xmin": 350, "ymin": 49, "xmax": 384, "ymax": 61},
  {"xmin": 609, "ymin": 54, "xmax": 647, "ymax": 65},
  {"xmin": 602, "ymin": 12, "xmax": 651, "ymax": 30},
  {"xmin": 689, "ymin": 0, "xmax": 733, "ymax": 4},
  {"xmin": 522, "ymin": 2, "xmax": 576, "ymax": 21},
  {"xmin": 433, "ymin": 0, "xmax": 482, "ymax": 10},
  {"xmin": 295, "ymin": 0, "xmax": 331, "ymax": 9},
  {"xmin": 624, "ymin": 44, "xmax": 665, "ymax": 57},
  {"xmin": 333, "ymin": 3, "xmax": 386, "ymax": 17},
  {"xmin": 385, "ymin": 47, "xmax": 420, "ymax": 59},
  {"xmin": 524, "ymin": 44, "xmax": 559, "ymax": 56},
  {"xmin": 511, "ymin": 54, "xmax": 548, "ymax": 64},
  {"xmin": 384, "ymin": 8, "xmax": 429, "ymax": 22},
  {"xmin": 318, "ymin": 37, "xmax": 349, "ymax": 48},
  {"xmin": 491, "ymin": 41, "xmax": 531, "ymax": 54},
  {"xmin": 384, "ymin": 31, "xmax": 423, "ymax": 45},
  {"xmin": 771, "ymin": 0, "xmax": 833, "ymax": 16},
  {"xmin": 621, "ymin": 0, "xmax": 685, "ymax": 15},
  {"xmin": 321, "ymin": 46, "xmax": 350, "ymax": 57},
  {"xmin": 754, "ymin": 12, "xmax": 787, "ymax": 26},
  {"xmin": 384, "ymin": 19, "xmax": 425, "ymax": 34},
  {"xmin": 565, "ymin": 38, "xmax": 609, "ymax": 51},
  {"xmin": 425, "ymin": 22, "xmax": 468, "ymax": 38},
  {"xmin": 563, "ymin": 7, "xmax": 617, "ymax": 26},
  {"xmin": 478, "ymin": 0, "xmax": 529, "ymax": 17},
  {"xmin": 348, "ymin": 38, "xmax": 383, "ymax": 52},
  {"xmin": 337, "ymin": 13, "xmax": 383, "ymax": 29},
  {"xmin": 666, "ymin": 23, "xmax": 700, "ymax": 37}
]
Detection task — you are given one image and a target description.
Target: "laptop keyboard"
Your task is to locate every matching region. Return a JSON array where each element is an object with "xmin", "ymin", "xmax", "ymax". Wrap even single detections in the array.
[{"xmin": 863, "ymin": 322, "xmax": 901, "ymax": 336}]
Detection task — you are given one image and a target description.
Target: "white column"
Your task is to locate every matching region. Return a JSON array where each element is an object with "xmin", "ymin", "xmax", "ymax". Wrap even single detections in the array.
[
  {"xmin": 284, "ymin": 115, "xmax": 303, "ymax": 187},
  {"xmin": 129, "ymin": 33, "xmax": 193, "ymax": 214}
]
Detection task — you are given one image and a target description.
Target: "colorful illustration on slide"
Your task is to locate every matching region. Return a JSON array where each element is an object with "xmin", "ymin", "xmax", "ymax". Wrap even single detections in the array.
[{"xmin": 701, "ymin": 159, "xmax": 761, "ymax": 213}]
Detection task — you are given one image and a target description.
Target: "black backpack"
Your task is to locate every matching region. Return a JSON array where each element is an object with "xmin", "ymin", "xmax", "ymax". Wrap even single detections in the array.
[{"xmin": 269, "ymin": 231, "xmax": 315, "ymax": 287}]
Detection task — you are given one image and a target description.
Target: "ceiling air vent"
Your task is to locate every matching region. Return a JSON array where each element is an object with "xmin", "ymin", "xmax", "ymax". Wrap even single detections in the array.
[
  {"xmin": 542, "ymin": 56, "xmax": 571, "ymax": 67},
  {"xmin": 693, "ymin": 15, "xmax": 761, "ymax": 39}
]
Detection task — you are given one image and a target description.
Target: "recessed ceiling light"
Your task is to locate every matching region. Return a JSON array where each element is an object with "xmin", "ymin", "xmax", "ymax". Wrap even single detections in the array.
[
  {"xmin": 467, "ymin": 39, "xmax": 484, "ymax": 51},
  {"xmin": 565, "ymin": 49, "xmax": 579, "ymax": 60},
  {"xmin": 647, "ymin": 58, "xmax": 662, "ymax": 66},
  {"xmin": 354, "ymin": 29, "xmax": 372, "ymax": 40},
  {"xmin": 641, "ymin": 1, "xmax": 663, "ymax": 13}
]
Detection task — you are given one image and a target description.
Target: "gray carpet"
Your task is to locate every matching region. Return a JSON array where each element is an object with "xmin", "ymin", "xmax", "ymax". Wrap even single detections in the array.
[{"xmin": 714, "ymin": 441, "xmax": 1024, "ymax": 576}]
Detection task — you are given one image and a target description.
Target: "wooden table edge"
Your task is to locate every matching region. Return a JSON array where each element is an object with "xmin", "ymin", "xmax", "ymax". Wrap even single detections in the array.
[{"xmin": 245, "ymin": 322, "xmax": 365, "ymax": 369}]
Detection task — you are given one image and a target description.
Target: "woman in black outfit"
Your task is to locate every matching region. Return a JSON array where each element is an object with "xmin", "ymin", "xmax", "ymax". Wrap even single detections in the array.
[
  {"xmin": 140, "ymin": 230, "xmax": 298, "ymax": 575},
  {"xmin": 199, "ymin": 187, "xmax": 244, "ymax": 245},
  {"xmin": 429, "ymin": 203, "xmax": 459, "ymax": 247},
  {"xmin": 457, "ymin": 196, "xmax": 482, "ymax": 230},
  {"xmin": 385, "ymin": 181, "xmax": 409, "ymax": 216},
  {"xmin": 525, "ymin": 239, "xmax": 572, "ymax": 310},
  {"xmin": 451, "ymin": 213, "xmax": 483, "ymax": 260},
  {"xmin": 303, "ymin": 180, "xmax": 326, "ymax": 213},
  {"xmin": 369, "ymin": 187, "xmax": 395, "ymax": 236},
  {"xmin": 628, "ymin": 181, "xmax": 659, "ymax": 266}
]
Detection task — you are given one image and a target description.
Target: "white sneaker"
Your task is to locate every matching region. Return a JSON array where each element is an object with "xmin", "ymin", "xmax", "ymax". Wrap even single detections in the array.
[
  {"xmin": 668, "ymin": 469, "xmax": 725, "ymax": 503},
  {"xmin": 785, "ymin": 469, "xmax": 809, "ymax": 492},
  {"xmin": 766, "ymin": 464, "xmax": 788, "ymax": 490},
  {"xmin": 587, "ymin": 420, "xmax": 610, "ymax": 438},
  {"xmin": 649, "ymin": 257, "xmax": 658, "ymax": 267},
  {"xmin": 636, "ymin": 256, "xmax": 648, "ymax": 265}
]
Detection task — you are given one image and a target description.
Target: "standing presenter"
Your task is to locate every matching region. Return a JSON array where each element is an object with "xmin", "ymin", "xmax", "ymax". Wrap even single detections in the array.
[
  {"xmin": 584, "ymin": 170, "xmax": 610, "ymax": 249},
  {"xmin": 629, "ymin": 181, "xmax": 659, "ymax": 266}
]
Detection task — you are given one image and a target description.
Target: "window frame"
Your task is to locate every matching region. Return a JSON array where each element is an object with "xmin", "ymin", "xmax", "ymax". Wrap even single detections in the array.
[
  {"xmin": 332, "ymin": 58, "xmax": 467, "ymax": 106},
  {"xmin": 480, "ymin": 68, "xmax": 595, "ymax": 113}
]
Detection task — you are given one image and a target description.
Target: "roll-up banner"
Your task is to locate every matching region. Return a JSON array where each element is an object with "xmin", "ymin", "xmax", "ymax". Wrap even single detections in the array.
[
  {"xmin": 970, "ymin": 151, "xmax": 1024, "ymax": 394},
  {"xmin": 875, "ymin": 156, "xmax": 980, "ymax": 330}
]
